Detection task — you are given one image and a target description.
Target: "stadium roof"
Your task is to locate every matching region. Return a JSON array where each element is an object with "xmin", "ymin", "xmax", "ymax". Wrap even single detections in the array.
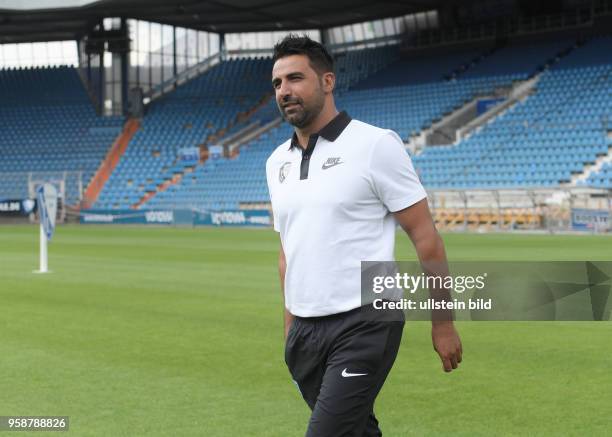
[{"xmin": 0, "ymin": 0, "xmax": 444, "ymax": 44}]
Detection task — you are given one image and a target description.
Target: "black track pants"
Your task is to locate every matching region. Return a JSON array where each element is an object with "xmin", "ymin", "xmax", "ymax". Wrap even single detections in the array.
[{"xmin": 285, "ymin": 305, "xmax": 405, "ymax": 437}]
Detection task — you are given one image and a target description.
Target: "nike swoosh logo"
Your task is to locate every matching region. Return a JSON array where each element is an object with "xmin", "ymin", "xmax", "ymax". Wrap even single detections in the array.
[
  {"xmin": 341, "ymin": 368, "xmax": 368, "ymax": 377},
  {"xmin": 322, "ymin": 161, "xmax": 343, "ymax": 170}
]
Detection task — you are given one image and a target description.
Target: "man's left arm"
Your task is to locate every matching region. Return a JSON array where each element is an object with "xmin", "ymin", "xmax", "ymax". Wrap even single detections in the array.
[{"xmin": 393, "ymin": 199, "xmax": 463, "ymax": 373}]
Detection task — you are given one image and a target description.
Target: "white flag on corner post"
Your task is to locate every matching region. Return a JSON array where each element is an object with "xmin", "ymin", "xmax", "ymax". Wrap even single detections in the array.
[{"xmin": 35, "ymin": 183, "xmax": 58, "ymax": 273}]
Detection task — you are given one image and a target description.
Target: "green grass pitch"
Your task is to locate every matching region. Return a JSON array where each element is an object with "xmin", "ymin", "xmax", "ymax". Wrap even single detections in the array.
[{"xmin": 1, "ymin": 225, "xmax": 611, "ymax": 436}]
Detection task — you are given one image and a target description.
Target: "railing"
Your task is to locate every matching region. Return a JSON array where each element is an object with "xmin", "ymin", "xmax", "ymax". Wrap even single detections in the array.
[
  {"xmin": 327, "ymin": 35, "xmax": 402, "ymax": 53},
  {"xmin": 225, "ymin": 48, "xmax": 273, "ymax": 58},
  {"xmin": 222, "ymin": 35, "xmax": 402, "ymax": 59},
  {"xmin": 426, "ymin": 187, "xmax": 612, "ymax": 232}
]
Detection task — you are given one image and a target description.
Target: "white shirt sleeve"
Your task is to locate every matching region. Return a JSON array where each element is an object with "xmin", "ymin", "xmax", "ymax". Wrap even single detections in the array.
[
  {"xmin": 265, "ymin": 157, "xmax": 281, "ymax": 232},
  {"xmin": 369, "ymin": 131, "xmax": 427, "ymax": 212}
]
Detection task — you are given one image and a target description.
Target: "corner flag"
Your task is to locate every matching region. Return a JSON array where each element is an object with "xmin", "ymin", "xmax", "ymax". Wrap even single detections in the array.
[{"xmin": 35, "ymin": 183, "xmax": 58, "ymax": 273}]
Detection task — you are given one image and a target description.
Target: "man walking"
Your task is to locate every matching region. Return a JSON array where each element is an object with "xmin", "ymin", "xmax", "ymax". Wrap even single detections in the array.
[{"xmin": 266, "ymin": 35, "xmax": 462, "ymax": 436}]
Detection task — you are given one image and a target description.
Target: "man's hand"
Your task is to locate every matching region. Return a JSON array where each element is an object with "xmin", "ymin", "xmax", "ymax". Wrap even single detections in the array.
[
  {"xmin": 394, "ymin": 200, "xmax": 463, "ymax": 373},
  {"xmin": 432, "ymin": 322, "xmax": 462, "ymax": 372}
]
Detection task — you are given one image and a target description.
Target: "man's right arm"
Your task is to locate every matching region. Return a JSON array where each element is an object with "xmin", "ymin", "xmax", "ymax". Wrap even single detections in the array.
[{"xmin": 279, "ymin": 242, "xmax": 293, "ymax": 340}]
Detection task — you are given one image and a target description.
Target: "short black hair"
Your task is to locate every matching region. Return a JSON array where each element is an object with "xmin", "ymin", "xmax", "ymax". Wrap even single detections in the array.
[{"xmin": 272, "ymin": 34, "xmax": 334, "ymax": 75}]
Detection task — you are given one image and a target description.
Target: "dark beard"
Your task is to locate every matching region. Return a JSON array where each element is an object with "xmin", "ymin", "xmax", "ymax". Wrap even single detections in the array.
[
  {"xmin": 279, "ymin": 84, "xmax": 326, "ymax": 129},
  {"xmin": 283, "ymin": 104, "xmax": 316, "ymax": 128}
]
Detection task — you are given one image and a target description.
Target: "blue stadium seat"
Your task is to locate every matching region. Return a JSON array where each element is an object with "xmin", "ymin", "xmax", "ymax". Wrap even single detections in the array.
[{"xmin": 0, "ymin": 65, "xmax": 124, "ymax": 204}]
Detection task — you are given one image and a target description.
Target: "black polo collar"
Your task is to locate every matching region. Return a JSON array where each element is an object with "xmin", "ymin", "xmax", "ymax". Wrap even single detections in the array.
[
  {"xmin": 288, "ymin": 111, "xmax": 352, "ymax": 151},
  {"xmin": 287, "ymin": 111, "xmax": 352, "ymax": 181}
]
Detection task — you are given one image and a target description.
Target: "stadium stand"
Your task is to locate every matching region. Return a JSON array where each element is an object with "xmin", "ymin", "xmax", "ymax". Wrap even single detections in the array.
[
  {"xmin": 0, "ymin": 66, "xmax": 124, "ymax": 205},
  {"xmin": 352, "ymin": 48, "xmax": 483, "ymax": 88},
  {"xmin": 93, "ymin": 57, "xmax": 274, "ymax": 209},
  {"xmin": 458, "ymin": 39, "xmax": 572, "ymax": 78},
  {"xmin": 413, "ymin": 36, "xmax": 612, "ymax": 188},
  {"xmin": 145, "ymin": 45, "xmax": 488, "ymax": 209},
  {"xmin": 146, "ymin": 123, "xmax": 292, "ymax": 210},
  {"xmin": 333, "ymin": 45, "xmax": 400, "ymax": 91},
  {"xmin": 135, "ymin": 36, "xmax": 612, "ymax": 211},
  {"xmin": 583, "ymin": 161, "xmax": 612, "ymax": 188},
  {"xmin": 3, "ymin": 35, "xmax": 610, "ymax": 212},
  {"xmin": 99, "ymin": 45, "xmax": 400, "ymax": 210}
]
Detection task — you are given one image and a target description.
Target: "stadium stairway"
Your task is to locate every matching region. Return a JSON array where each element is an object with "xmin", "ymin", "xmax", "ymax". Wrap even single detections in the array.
[
  {"xmin": 130, "ymin": 46, "xmax": 397, "ymax": 208},
  {"xmin": 407, "ymin": 73, "xmax": 541, "ymax": 152},
  {"xmin": 573, "ymin": 147, "xmax": 612, "ymax": 187},
  {"xmin": 225, "ymin": 114, "xmax": 282, "ymax": 158},
  {"xmin": 130, "ymin": 93, "xmax": 276, "ymax": 209},
  {"xmin": 140, "ymin": 46, "xmax": 402, "ymax": 211},
  {"xmin": 407, "ymin": 40, "xmax": 574, "ymax": 153},
  {"xmin": 144, "ymin": 40, "xmax": 589, "ymax": 210},
  {"xmin": 412, "ymin": 36, "xmax": 612, "ymax": 189},
  {"xmin": 445, "ymin": 39, "xmax": 582, "ymax": 146},
  {"xmin": 93, "ymin": 57, "xmax": 276, "ymax": 209},
  {"xmin": 90, "ymin": 36, "xmax": 612, "ymax": 212},
  {"xmin": 82, "ymin": 118, "xmax": 140, "ymax": 208},
  {"xmin": 455, "ymin": 74, "xmax": 541, "ymax": 141},
  {"xmin": 333, "ymin": 40, "xmax": 577, "ymax": 142},
  {"xmin": 132, "ymin": 46, "xmax": 402, "ymax": 210}
]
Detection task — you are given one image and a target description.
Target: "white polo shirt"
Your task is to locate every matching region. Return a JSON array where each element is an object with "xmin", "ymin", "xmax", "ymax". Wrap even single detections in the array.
[{"xmin": 266, "ymin": 111, "xmax": 427, "ymax": 317}]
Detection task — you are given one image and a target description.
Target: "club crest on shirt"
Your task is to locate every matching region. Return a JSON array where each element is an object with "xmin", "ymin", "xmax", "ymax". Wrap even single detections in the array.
[{"xmin": 279, "ymin": 162, "xmax": 292, "ymax": 183}]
